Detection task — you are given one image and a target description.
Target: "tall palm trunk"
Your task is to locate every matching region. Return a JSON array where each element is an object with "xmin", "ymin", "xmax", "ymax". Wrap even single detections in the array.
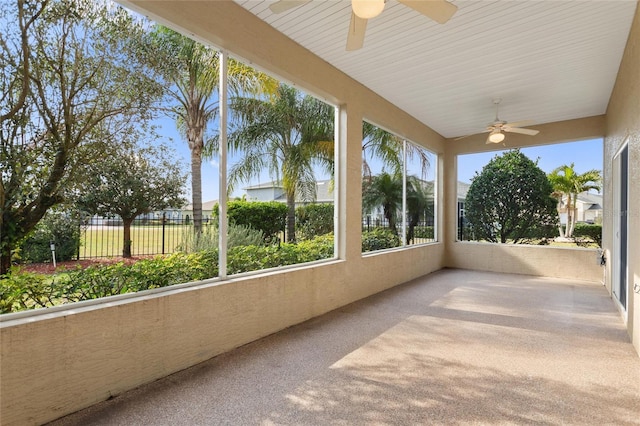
[
  {"xmin": 384, "ymin": 205, "xmax": 396, "ymax": 233},
  {"xmin": 286, "ymin": 192, "xmax": 296, "ymax": 243},
  {"xmin": 557, "ymin": 219, "xmax": 566, "ymax": 238},
  {"xmin": 190, "ymin": 149, "xmax": 203, "ymax": 235},
  {"xmin": 568, "ymin": 194, "xmax": 578, "ymax": 237},
  {"xmin": 566, "ymin": 193, "xmax": 573, "ymax": 238},
  {"xmin": 187, "ymin": 122, "xmax": 204, "ymax": 236}
]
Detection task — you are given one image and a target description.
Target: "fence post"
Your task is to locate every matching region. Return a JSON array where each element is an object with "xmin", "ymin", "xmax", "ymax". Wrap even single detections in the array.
[{"xmin": 162, "ymin": 212, "xmax": 166, "ymax": 255}]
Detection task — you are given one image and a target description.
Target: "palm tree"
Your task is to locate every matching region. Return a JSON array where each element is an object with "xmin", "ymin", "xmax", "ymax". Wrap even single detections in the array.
[
  {"xmin": 362, "ymin": 172, "xmax": 403, "ymax": 233},
  {"xmin": 151, "ymin": 27, "xmax": 277, "ymax": 234},
  {"xmin": 227, "ymin": 84, "xmax": 334, "ymax": 242},
  {"xmin": 548, "ymin": 163, "xmax": 601, "ymax": 238},
  {"xmin": 362, "ymin": 173, "xmax": 432, "ymax": 242},
  {"xmin": 405, "ymin": 176, "xmax": 433, "ymax": 244},
  {"xmin": 361, "ymin": 123, "xmax": 431, "ymax": 181}
]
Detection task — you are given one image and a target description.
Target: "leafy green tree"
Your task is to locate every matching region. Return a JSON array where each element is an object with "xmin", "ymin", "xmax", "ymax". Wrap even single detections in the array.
[
  {"xmin": 548, "ymin": 163, "xmax": 601, "ymax": 238},
  {"xmin": 0, "ymin": 0, "xmax": 164, "ymax": 273},
  {"xmin": 150, "ymin": 27, "xmax": 278, "ymax": 235},
  {"xmin": 0, "ymin": 0, "xmax": 49, "ymax": 124},
  {"xmin": 227, "ymin": 84, "xmax": 334, "ymax": 242},
  {"xmin": 77, "ymin": 138, "xmax": 187, "ymax": 258},
  {"xmin": 465, "ymin": 150, "xmax": 557, "ymax": 244}
]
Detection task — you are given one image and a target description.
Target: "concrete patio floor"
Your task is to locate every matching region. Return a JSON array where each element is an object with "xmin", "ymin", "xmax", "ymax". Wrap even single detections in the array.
[{"xmin": 49, "ymin": 269, "xmax": 640, "ymax": 425}]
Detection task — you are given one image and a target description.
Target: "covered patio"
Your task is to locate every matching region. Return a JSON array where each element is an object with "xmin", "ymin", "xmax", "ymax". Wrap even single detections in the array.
[
  {"xmin": 49, "ymin": 269, "xmax": 639, "ymax": 425},
  {"xmin": 1, "ymin": 0, "xmax": 639, "ymax": 424}
]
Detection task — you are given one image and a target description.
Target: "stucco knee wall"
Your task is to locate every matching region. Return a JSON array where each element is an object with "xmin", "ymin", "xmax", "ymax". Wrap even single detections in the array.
[
  {"xmin": 447, "ymin": 242, "xmax": 603, "ymax": 283},
  {"xmin": 0, "ymin": 244, "xmax": 443, "ymax": 426}
]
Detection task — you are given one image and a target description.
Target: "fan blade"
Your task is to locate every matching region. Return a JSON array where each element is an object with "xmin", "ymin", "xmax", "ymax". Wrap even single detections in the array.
[
  {"xmin": 454, "ymin": 129, "xmax": 491, "ymax": 141},
  {"xmin": 397, "ymin": 0, "xmax": 458, "ymax": 24},
  {"xmin": 346, "ymin": 12, "xmax": 367, "ymax": 51},
  {"xmin": 269, "ymin": 0, "xmax": 310, "ymax": 14},
  {"xmin": 505, "ymin": 127, "xmax": 539, "ymax": 136},
  {"xmin": 504, "ymin": 120, "xmax": 534, "ymax": 128}
]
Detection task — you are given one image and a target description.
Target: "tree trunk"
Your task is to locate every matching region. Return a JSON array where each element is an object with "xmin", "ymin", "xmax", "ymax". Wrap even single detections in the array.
[
  {"xmin": 122, "ymin": 217, "xmax": 133, "ymax": 258},
  {"xmin": 565, "ymin": 193, "xmax": 572, "ymax": 237},
  {"xmin": 190, "ymin": 149, "xmax": 203, "ymax": 236},
  {"xmin": 286, "ymin": 192, "xmax": 296, "ymax": 243},
  {"xmin": 384, "ymin": 206, "xmax": 396, "ymax": 233},
  {"xmin": 0, "ymin": 251, "xmax": 11, "ymax": 276},
  {"xmin": 569, "ymin": 196, "xmax": 578, "ymax": 237},
  {"xmin": 0, "ymin": 187, "xmax": 9, "ymax": 275}
]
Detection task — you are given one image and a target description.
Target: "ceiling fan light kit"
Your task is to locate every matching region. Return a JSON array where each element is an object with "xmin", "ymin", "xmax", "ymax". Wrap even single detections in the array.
[
  {"xmin": 269, "ymin": 0, "xmax": 457, "ymax": 51},
  {"xmin": 352, "ymin": 0, "xmax": 385, "ymax": 19},
  {"xmin": 454, "ymin": 99, "xmax": 540, "ymax": 144},
  {"xmin": 488, "ymin": 129, "xmax": 505, "ymax": 143}
]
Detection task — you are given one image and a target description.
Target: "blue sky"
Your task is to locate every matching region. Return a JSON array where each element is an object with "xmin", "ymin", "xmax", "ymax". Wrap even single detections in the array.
[
  {"xmin": 457, "ymin": 138, "xmax": 603, "ymax": 185},
  {"xmin": 158, "ymin": 113, "xmax": 602, "ymax": 202}
]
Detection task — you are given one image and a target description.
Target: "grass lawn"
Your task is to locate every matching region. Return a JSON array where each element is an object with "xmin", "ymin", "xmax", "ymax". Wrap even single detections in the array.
[{"xmin": 80, "ymin": 225, "xmax": 192, "ymax": 258}]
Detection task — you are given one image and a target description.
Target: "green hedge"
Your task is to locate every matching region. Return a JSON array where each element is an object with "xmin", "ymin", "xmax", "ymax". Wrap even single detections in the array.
[
  {"xmin": 362, "ymin": 228, "xmax": 401, "ymax": 252},
  {"xmin": 573, "ymin": 223, "xmax": 602, "ymax": 247},
  {"xmin": 223, "ymin": 201, "xmax": 287, "ymax": 243},
  {"xmin": 412, "ymin": 226, "xmax": 434, "ymax": 240},
  {"xmin": 0, "ymin": 234, "xmax": 334, "ymax": 314},
  {"xmin": 296, "ymin": 203, "xmax": 334, "ymax": 240}
]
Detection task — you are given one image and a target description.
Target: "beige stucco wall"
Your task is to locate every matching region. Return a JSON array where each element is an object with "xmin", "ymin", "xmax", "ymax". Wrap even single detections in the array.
[
  {"xmin": 448, "ymin": 243, "xmax": 603, "ymax": 282},
  {"xmin": 603, "ymin": 2, "xmax": 640, "ymax": 355}
]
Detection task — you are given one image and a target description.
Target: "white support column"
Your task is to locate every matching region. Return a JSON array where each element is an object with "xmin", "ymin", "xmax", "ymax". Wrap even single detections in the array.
[
  {"xmin": 402, "ymin": 139, "xmax": 407, "ymax": 246},
  {"xmin": 218, "ymin": 50, "xmax": 228, "ymax": 279},
  {"xmin": 333, "ymin": 105, "xmax": 340, "ymax": 259}
]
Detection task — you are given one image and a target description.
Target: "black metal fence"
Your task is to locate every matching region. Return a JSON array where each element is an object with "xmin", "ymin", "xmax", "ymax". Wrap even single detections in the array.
[
  {"xmin": 362, "ymin": 215, "xmax": 436, "ymax": 246},
  {"xmin": 79, "ymin": 214, "xmax": 212, "ymax": 259},
  {"xmin": 78, "ymin": 213, "xmax": 436, "ymax": 259}
]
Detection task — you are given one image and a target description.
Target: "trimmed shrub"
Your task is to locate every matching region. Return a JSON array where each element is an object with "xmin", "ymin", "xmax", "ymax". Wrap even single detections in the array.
[
  {"xmin": 574, "ymin": 223, "xmax": 602, "ymax": 247},
  {"xmin": 0, "ymin": 269, "xmax": 53, "ymax": 313},
  {"xmin": 413, "ymin": 226, "xmax": 434, "ymax": 240},
  {"xmin": 296, "ymin": 203, "xmax": 334, "ymax": 240},
  {"xmin": 362, "ymin": 228, "xmax": 401, "ymax": 252},
  {"xmin": 223, "ymin": 201, "xmax": 287, "ymax": 243},
  {"xmin": 227, "ymin": 234, "xmax": 334, "ymax": 274}
]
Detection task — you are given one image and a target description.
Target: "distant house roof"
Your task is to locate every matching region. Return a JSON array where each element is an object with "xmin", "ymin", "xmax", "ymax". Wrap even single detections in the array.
[
  {"xmin": 577, "ymin": 191, "xmax": 603, "ymax": 206},
  {"xmin": 457, "ymin": 182, "xmax": 471, "ymax": 200},
  {"xmin": 245, "ymin": 180, "xmax": 334, "ymax": 203},
  {"xmin": 184, "ymin": 200, "xmax": 218, "ymax": 211},
  {"xmin": 243, "ymin": 181, "xmax": 281, "ymax": 190}
]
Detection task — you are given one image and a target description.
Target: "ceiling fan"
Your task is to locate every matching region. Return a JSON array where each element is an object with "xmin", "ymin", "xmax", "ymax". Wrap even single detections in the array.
[
  {"xmin": 268, "ymin": 0, "xmax": 458, "ymax": 51},
  {"xmin": 457, "ymin": 99, "xmax": 540, "ymax": 144}
]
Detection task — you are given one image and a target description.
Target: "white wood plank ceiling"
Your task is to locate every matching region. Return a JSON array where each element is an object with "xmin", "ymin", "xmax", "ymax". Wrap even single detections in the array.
[{"xmin": 235, "ymin": 0, "xmax": 637, "ymax": 139}]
